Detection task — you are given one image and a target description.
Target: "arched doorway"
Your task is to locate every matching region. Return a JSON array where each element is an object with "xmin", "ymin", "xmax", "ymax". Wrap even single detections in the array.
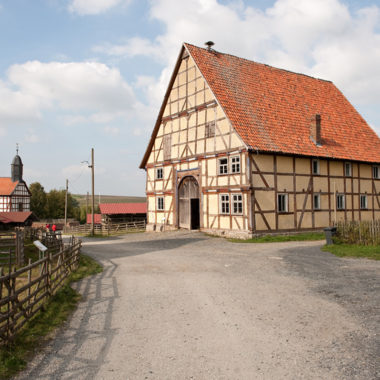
[{"xmin": 178, "ymin": 176, "xmax": 200, "ymax": 230}]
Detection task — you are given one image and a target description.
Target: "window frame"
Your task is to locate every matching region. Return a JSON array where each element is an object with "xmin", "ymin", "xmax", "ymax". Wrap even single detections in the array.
[
  {"xmin": 277, "ymin": 193, "xmax": 288, "ymax": 213},
  {"xmin": 360, "ymin": 194, "xmax": 368, "ymax": 210},
  {"xmin": 157, "ymin": 197, "xmax": 164, "ymax": 211},
  {"xmin": 232, "ymin": 193, "xmax": 243, "ymax": 215},
  {"xmin": 218, "ymin": 158, "xmax": 229, "ymax": 175},
  {"xmin": 336, "ymin": 194, "xmax": 345, "ymax": 210},
  {"xmin": 312, "ymin": 159, "xmax": 320, "ymax": 175},
  {"xmin": 205, "ymin": 121, "xmax": 216, "ymax": 138},
  {"xmin": 313, "ymin": 194, "xmax": 321, "ymax": 210},
  {"xmin": 156, "ymin": 168, "xmax": 163, "ymax": 180},
  {"xmin": 344, "ymin": 162, "xmax": 352, "ymax": 177},
  {"xmin": 230, "ymin": 156, "xmax": 241, "ymax": 174},
  {"xmin": 373, "ymin": 165, "xmax": 380, "ymax": 179},
  {"xmin": 220, "ymin": 193, "xmax": 230, "ymax": 215}
]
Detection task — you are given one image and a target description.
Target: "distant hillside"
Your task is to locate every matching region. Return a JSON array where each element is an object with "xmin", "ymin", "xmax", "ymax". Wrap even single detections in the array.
[{"xmin": 72, "ymin": 194, "xmax": 146, "ymax": 208}]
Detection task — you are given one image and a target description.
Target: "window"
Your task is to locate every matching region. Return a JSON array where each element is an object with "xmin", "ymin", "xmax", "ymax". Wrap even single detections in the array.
[
  {"xmin": 157, "ymin": 197, "xmax": 164, "ymax": 210},
  {"xmin": 163, "ymin": 135, "xmax": 171, "ymax": 160},
  {"xmin": 220, "ymin": 194, "xmax": 230, "ymax": 214},
  {"xmin": 230, "ymin": 156, "xmax": 240, "ymax": 173},
  {"xmin": 345, "ymin": 162, "xmax": 352, "ymax": 177},
  {"xmin": 156, "ymin": 168, "xmax": 163, "ymax": 180},
  {"xmin": 313, "ymin": 194, "xmax": 320, "ymax": 210},
  {"xmin": 373, "ymin": 166, "xmax": 380, "ymax": 179},
  {"xmin": 277, "ymin": 194, "xmax": 288, "ymax": 213},
  {"xmin": 336, "ymin": 194, "xmax": 345, "ymax": 210},
  {"xmin": 205, "ymin": 121, "xmax": 215, "ymax": 138},
  {"xmin": 232, "ymin": 194, "xmax": 243, "ymax": 214},
  {"xmin": 219, "ymin": 158, "xmax": 228, "ymax": 175},
  {"xmin": 18, "ymin": 202, "xmax": 23, "ymax": 212},
  {"xmin": 312, "ymin": 159, "xmax": 320, "ymax": 175},
  {"xmin": 360, "ymin": 195, "xmax": 368, "ymax": 209}
]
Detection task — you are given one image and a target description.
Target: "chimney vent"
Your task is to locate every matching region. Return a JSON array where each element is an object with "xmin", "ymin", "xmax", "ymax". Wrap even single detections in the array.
[
  {"xmin": 205, "ymin": 41, "xmax": 215, "ymax": 51},
  {"xmin": 310, "ymin": 114, "xmax": 322, "ymax": 146}
]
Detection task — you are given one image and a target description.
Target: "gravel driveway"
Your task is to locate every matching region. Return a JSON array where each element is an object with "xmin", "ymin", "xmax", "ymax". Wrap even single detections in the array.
[{"xmin": 17, "ymin": 231, "xmax": 379, "ymax": 379}]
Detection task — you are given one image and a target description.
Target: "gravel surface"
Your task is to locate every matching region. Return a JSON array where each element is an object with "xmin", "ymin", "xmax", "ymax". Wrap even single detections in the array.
[{"xmin": 16, "ymin": 231, "xmax": 380, "ymax": 380}]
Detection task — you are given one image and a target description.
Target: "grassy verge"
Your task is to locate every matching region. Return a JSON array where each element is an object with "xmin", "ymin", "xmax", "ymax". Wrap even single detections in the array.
[
  {"xmin": 322, "ymin": 243, "xmax": 380, "ymax": 260},
  {"xmin": 228, "ymin": 232, "xmax": 325, "ymax": 243},
  {"xmin": 0, "ymin": 254, "xmax": 103, "ymax": 379}
]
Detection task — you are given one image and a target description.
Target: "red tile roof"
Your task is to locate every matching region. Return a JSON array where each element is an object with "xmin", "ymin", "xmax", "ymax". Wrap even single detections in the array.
[
  {"xmin": 0, "ymin": 178, "xmax": 18, "ymax": 195},
  {"xmin": 99, "ymin": 203, "xmax": 147, "ymax": 215},
  {"xmin": 0, "ymin": 212, "xmax": 33, "ymax": 223},
  {"xmin": 86, "ymin": 214, "xmax": 102, "ymax": 224},
  {"xmin": 140, "ymin": 43, "xmax": 380, "ymax": 167}
]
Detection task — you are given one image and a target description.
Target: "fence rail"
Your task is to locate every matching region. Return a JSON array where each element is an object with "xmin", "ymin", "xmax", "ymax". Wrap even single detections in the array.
[
  {"xmin": 0, "ymin": 239, "xmax": 81, "ymax": 344},
  {"xmin": 64, "ymin": 220, "xmax": 146, "ymax": 235},
  {"xmin": 334, "ymin": 220, "xmax": 380, "ymax": 245}
]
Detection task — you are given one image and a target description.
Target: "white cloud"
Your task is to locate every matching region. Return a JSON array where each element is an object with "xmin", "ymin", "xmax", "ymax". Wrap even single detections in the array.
[
  {"xmin": 68, "ymin": 0, "xmax": 130, "ymax": 15},
  {"xmin": 0, "ymin": 60, "xmax": 138, "ymax": 129},
  {"xmin": 95, "ymin": 0, "xmax": 380, "ymax": 112},
  {"xmin": 24, "ymin": 129, "xmax": 39, "ymax": 143},
  {"xmin": 103, "ymin": 126, "xmax": 120, "ymax": 136}
]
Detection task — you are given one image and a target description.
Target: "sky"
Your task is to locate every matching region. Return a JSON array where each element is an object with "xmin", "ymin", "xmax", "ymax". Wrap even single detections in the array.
[{"xmin": 0, "ymin": 0, "xmax": 379, "ymax": 196}]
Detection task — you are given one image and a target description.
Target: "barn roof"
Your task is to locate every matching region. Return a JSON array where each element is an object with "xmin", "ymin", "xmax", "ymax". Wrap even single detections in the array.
[
  {"xmin": 0, "ymin": 212, "xmax": 33, "ymax": 223},
  {"xmin": 140, "ymin": 43, "xmax": 380, "ymax": 167},
  {"xmin": 99, "ymin": 203, "xmax": 147, "ymax": 215},
  {"xmin": 0, "ymin": 178, "xmax": 18, "ymax": 195},
  {"xmin": 86, "ymin": 213, "xmax": 102, "ymax": 224}
]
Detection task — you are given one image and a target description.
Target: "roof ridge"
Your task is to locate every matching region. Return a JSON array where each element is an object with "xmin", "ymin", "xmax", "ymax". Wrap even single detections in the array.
[{"xmin": 184, "ymin": 42, "xmax": 332, "ymax": 83}]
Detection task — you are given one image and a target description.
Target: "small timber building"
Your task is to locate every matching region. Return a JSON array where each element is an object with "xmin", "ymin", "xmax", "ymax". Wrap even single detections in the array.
[{"xmin": 140, "ymin": 42, "xmax": 380, "ymax": 238}]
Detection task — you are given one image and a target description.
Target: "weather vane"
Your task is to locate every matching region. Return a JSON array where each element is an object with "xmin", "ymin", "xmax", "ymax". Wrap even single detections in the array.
[{"xmin": 16, "ymin": 143, "xmax": 19, "ymax": 155}]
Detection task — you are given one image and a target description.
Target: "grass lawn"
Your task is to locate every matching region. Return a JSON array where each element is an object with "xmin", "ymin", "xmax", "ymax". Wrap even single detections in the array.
[
  {"xmin": 0, "ymin": 254, "xmax": 103, "ymax": 379},
  {"xmin": 228, "ymin": 232, "xmax": 325, "ymax": 243},
  {"xmin": 322, "ymin": 243, "xmax": 380, "ymax": 260}
]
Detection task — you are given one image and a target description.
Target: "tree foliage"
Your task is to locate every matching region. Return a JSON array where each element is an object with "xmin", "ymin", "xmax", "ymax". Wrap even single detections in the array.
[
  {"xmin": 29, "ymin": 182, "xmax": 47, "ymax": 218},
  {"xmin": 30, "ymin": 182, "xmax": 80, "ymax": 220}
]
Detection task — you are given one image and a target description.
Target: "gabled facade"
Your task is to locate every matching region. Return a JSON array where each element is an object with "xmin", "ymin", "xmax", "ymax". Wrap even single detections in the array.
[
  {"xmin": 140, "ymin": 43, "xmax": 380, "ymax": 238},
  {"xmin": 0, "ymin": 154, "xmax": 31, "ymax": 213}
]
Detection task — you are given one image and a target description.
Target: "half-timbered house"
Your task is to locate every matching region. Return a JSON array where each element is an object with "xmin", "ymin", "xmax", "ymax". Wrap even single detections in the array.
[
  {"xmin": 140, "ymin": 42, "xmax": 380, "ymax": 238},
  {"xmin": 0, "ymin": 153, "xmax": 31, "ymax": 213}
]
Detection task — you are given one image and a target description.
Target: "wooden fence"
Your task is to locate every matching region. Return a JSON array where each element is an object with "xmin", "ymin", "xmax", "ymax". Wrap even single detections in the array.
[
  {"xmin": 64, "ymin": 220, "xmax": 146, "ymax": 235},
  {"xmin": 0, "ymin": 239, "xmax": 81, "ymax": 344},
  {"xmin": 334, "ymin": 220, "xmax": 380, "ymax": 245},
  {"xmin": 0, "ymin": 230, "xmax": 24, "ymax": 267}
]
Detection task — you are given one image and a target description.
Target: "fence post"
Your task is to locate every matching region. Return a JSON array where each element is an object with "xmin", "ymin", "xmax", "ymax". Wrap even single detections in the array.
[{"xmin": 47, "ymin": 252, "xmax": 52, "ymax": 297}]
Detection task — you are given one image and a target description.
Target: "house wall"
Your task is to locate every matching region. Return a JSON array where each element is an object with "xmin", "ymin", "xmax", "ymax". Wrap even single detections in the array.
[
  {"xmin": 145, "ymin": 51, "xmax": 248, "ymax": 235},
  {"xmin": 251, "ymin": 153, "xmax": 380, "ymax": 232},
  {"xmin": 0, "ymin": 183, "xmax": 30, "ymax": 212}
]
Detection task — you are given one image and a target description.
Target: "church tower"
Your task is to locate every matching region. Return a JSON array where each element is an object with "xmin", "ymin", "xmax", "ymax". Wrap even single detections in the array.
[{"xmin": 11, "ymin": 145, "xmax": 23, "ymax": 182}]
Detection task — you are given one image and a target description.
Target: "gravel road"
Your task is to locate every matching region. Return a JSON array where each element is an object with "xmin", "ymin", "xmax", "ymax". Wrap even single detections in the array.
[{"xmin": 17, "ymin": 231, "xmax": 379, "ymax": 379}]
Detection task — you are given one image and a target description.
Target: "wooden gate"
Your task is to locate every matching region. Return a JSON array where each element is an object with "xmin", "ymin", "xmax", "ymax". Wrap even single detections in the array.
[{"xmin": 178, "ymin": 176, "xmax": 200, "ymax": 229}]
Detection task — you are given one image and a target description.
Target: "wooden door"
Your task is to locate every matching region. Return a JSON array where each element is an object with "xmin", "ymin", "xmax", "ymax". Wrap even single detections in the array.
[{"xmin": 178, "ymin": 177, "xmax": 199, "ymax": 229}]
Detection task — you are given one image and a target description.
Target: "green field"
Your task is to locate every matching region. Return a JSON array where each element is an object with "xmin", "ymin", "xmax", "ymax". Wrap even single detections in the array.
[{"xmin": 72, "ymin": 194, "xmax": 146, "ymax": 207}]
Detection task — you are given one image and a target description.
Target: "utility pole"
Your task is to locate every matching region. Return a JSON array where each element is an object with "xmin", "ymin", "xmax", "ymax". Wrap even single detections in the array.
[
  {"xmin": 86, "ymin": 191, "xmax": 89, "ymax": 221},
  {"xmin": 91, "ymin": 148, "xmax": 95, "ymax": 235},
  {"xmin": 64, "ymin": 179, "xmax": 68, "ymax": 229}
]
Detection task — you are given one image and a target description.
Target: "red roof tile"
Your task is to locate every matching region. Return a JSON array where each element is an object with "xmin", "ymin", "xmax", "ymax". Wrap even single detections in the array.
[
  {"xmin": 0, "ymin": 178, "xmax": 18, "ymax": 195},
  {"xmin": 0, "ymin": 212, "xmax": 33, "ymax": 223},
  {"xmin": 86, "ymin": 214, "xmax": 102, "ymax": 224},
  {"xmin": 99, "ymin": 203, "xmax": 147, "ymax": 215},
  {"xmin": 140, "ymin": 43, "xmax": 380, "ymax": 167},
  {"xmin": 184, "ymin": 43, "xmax": 380, "ymax": 163}
]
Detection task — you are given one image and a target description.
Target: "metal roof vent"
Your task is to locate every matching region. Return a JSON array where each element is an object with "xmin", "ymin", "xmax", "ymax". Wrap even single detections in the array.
[{"xmin": 205, "ymin": 41, "xmax": 215, "ymax": 51}]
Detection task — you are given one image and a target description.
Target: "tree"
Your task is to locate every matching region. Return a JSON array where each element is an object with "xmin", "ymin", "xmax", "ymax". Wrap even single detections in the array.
[
  {"xmin": 46, "ymin": 189, "xmax": 80, "ymax": 219},
  {"xmin": 29, "ymin": 182, "xmax": 47, "ymax": 218}
]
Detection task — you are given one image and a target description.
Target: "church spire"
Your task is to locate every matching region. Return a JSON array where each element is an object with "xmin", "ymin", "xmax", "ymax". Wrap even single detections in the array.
[{"xmin": 11, "ymin": 144, "xmax": 23, "ymax": 182}]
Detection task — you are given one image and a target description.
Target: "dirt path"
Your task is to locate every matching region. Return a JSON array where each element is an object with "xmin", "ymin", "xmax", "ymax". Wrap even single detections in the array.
[{"xmin": 17, "ymin": 231, "xmax": 380, "ymax": 379}]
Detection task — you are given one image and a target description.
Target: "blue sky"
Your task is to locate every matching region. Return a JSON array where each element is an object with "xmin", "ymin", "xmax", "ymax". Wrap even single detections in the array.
[{"xmin": 0, "ymin": 0, "xmax": 379, "ymax": 196}]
